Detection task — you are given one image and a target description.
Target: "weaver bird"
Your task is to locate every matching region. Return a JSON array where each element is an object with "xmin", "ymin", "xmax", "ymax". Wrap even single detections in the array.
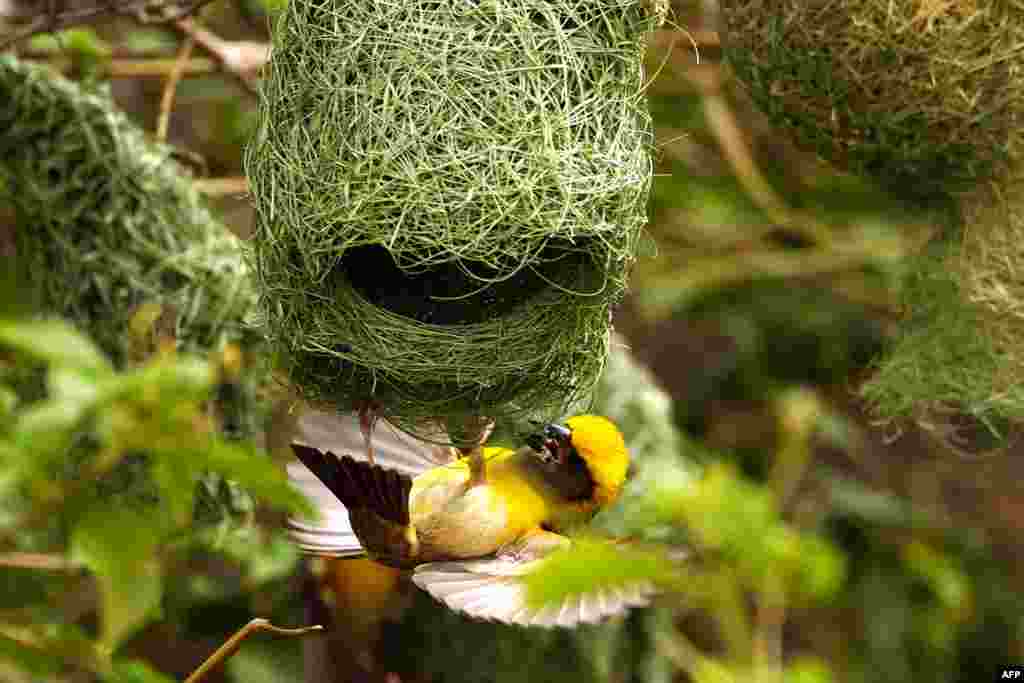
[{"xmin": 288, "ymin": 410, "xmax": 653, "ymax": 627}]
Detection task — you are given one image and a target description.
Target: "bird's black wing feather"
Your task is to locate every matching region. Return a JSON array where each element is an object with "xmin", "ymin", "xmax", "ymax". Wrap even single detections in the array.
[{"xmin": 292, "ymin": 444, "xmax": 413, "ymax": 526}]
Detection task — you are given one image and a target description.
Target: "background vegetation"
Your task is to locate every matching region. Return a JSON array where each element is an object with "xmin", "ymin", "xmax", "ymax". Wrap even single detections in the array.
[{"xmin": 1, "ymin": 0, "xmax": 1021, "ymax": 682}]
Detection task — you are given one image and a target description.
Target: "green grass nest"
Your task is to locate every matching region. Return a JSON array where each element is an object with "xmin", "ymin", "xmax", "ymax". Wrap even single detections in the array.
[
  {"xmin": 246, "ymin": 0, "xmax": 662, "ymax": 434},
  {"xmin": 0, "ymin": 56, "xmax": 263, "ymax": 435},
  {"xmin": 721, "ymin": 0, "xmax": 1023, "ymax": 199}
]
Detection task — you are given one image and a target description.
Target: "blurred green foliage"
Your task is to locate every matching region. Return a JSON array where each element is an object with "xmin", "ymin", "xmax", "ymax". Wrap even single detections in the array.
[
  {"xmin": 861, "ymin": 242, "xmax": 1024, "ymax": 432},
  {"xmin": 0, "ymin": 306, "xmax": 307, "ymax": 680}
]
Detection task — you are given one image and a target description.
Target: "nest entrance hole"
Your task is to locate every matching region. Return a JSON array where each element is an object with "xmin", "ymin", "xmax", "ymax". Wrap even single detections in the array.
[{"xmin": 338, "ymin": 242, "xmax": 599, "ymax": 326}]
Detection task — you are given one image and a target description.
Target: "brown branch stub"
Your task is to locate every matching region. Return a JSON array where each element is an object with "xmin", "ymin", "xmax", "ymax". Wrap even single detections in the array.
[
  {"xmin": 173, "ymin": 16, "xmax": 265, "ymax": 95},
  {"xmin": 184, "ymin": 618, "xmax": 324, "ymax": 683}
]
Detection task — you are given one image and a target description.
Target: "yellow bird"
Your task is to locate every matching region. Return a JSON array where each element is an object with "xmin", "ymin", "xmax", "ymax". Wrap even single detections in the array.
[{"xmin": 288, "ymin": 411, "xmax": 652, "ymax": 627}]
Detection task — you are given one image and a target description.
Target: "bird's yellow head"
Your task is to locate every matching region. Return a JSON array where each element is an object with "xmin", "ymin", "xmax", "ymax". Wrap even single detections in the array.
[{"xmin": 563, "ymin": 415, "xmax": 630, "ymax": 507}]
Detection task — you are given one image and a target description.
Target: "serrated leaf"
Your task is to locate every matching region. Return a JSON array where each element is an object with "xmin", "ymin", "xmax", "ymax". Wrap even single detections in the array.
[
  {"xmin": 70, "ymin": 506, "xmax": 165, "ymax": 653},
  {"xmin": 0, "ymin": 320, "xmax": 112, "ymax": 375}
]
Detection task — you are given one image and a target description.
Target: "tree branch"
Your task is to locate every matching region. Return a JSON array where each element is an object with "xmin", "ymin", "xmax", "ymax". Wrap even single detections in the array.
[
  {"xmin": 173, "ymin": 16, "xmax": 266, "ymax": 96},
  {"xmin": 0, "ymin": 0, "xmax": 220, "ymax": 50}
]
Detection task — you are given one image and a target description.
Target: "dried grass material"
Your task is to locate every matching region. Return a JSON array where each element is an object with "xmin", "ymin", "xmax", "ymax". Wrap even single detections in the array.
[
  {"xmin": 0, "ymin": 56, "xmax": 261, "ymax": 417},
  {"xmin": 958, "ymin": 170, "xmax": 1024, "ymax": 410},
  {"xmin": 246, "ymin": 0, "xmax": 661, "ymax": 434},
  {"xmin": 861, "ymin": 167, "xmax": 1024, "ymax": 430},
  {"xmin": 722, "ymin": 0, "xmax": 1024, "ymax": 198}
]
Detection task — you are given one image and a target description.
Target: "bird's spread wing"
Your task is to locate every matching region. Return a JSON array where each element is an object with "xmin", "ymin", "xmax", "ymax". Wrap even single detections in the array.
[
  {"xmin": 412, "ymin": 532, "xmax": 655, "ymax": 627},
  {"xmin": 288, "ymin": 409, "xmax": 455, "ymax": 558},
  {"xmin": 295, "ymin": 409, "xmax": 457, "ymax": 476},
  {"xmin": 292, "ymin": 445, "xmax": 413, "ymax": 526},
  {"xmin": 287, "ymin": 460, "xmax": 365, "ymax": 557}
]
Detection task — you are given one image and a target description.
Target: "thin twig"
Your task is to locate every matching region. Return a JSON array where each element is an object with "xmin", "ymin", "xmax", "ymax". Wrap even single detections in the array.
[
  {"xmin": 0, "ymin": 0, "xmax": 219, "ymax": 51},
  {"xmin": 0, "ymin": 552, "xmax": 81, "ymax": 571},
  {"xmin": 173, "ymin": 17, "xmax": 265, "ymax": 96},
  {"xmin": 133, "ymin": 0, "xmax": 220, "ymax": 23},
  {"xmin": 184, "ymin": 618, "xmax": 324, "ymax": 683},
  {"xmin": 156, "ymin": 34, "xmax": 195, "ymax": 142},
  {"xmin": 194, "ymin": 176, "xmax": 250, "ymax": 196},
  {"xmin": 154, "ymin": 86, "xmax": 190, "ymax": 142},
  {"xmin": 29, "ymin": 56, "xmax": 218, "ymax": 77},
  {"xmin": 696, "ymin": 73, "xmax": 835, "ymax": 247},
  {"xmin": 752, "ymin": 587, "xmax": 786, "ymax": 683}
]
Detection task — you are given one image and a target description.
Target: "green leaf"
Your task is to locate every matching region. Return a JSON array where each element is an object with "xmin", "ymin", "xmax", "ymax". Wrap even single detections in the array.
[
  {"xmin": 226, "ymin": 638, "xmax": 303, "ymax": 683},
  {"xmin": 106, "ymin": 658, "xmax": 176, "ymax": 683},
  {"xmin": 11, "ymin": 398, "xmax": 91, "ymax": 465},
  {"xmin": 523, "ymin": 539, "xmax": 675, "ymax": 609},
  {"xmin": 48, "ymin": 366, "xmax": 100, "ymax": 404},
  {"xmin": 792, "ymin": 534, "xmax": 846, "ymax": 602},
  {"xmin": 784, "ymin": 658, "xmax": 834, "ymax": 683},
  {"xmin": 0, "ymin": 386, "xmax": 17, "ymax": 425},
  {"xmin": 202, "ymin": 441, "xmax": 313, "ymax": 517},
  {"xmin": 216, "ymin": 530, "xmax": 300, "ymax": 585},
  {"xmin": 0, "ymin": 622, "xmax": 103, "ymax": 676},
  {"xmin": 70, "ymin": 505, "xmax": 165, "ymax": 653},
  {"xmin": 123, "ymin": 28, "xmax": 179, "ymax": 52},
  {"xmin": 98, "ymin": 356, "xmax": 213, "ymax": 405},
  {"xmin": 150, "ymin": 457, "xmax": 197, "ymax": 529},
  {"xmin": 826, "ymin": 474, "xmax": 916, "ymax": 526},
  {"xmin": 0, "ymin": 319, "xmax": 112, "ymax": 375},
  {"xmin": 27, "ymin": 28, "xmax": 111, "ymax": 57},
  {"xmin": 902, "ymin": 541, "xmax": 971, "ymax": 615},
  {"xmin": 0, "ymin": 627, "xmax": 60, "ymax": 676}
]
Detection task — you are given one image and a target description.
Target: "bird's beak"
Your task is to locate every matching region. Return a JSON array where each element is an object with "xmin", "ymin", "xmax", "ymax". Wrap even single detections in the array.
[
  {"xmin": 543, "ymin": 423, "xmax": 571, "ymax": 442},
  {"xmin": 542, "ymin": 423, "xmax": 572, "ymax": 464},
  {"xmin": 527, "ymin": 423, "xmax": 571, "ymax": 464}
]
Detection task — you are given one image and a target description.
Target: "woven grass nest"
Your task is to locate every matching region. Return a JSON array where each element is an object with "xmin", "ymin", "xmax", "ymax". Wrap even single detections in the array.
[
  {"xmin": 718, "ymin": 2, "xmax": 1024, "ymax": 436},
  {"xmin": 0, "ymin": 56, "xmax": 263, "ymax": 436},
  {"xmin": 246, "ymin": 0, "xmax": 664, "ymax": 436},
  {"xmin": 721, "ymin": 0, "xmax": 1023, "ymax": 200}
]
